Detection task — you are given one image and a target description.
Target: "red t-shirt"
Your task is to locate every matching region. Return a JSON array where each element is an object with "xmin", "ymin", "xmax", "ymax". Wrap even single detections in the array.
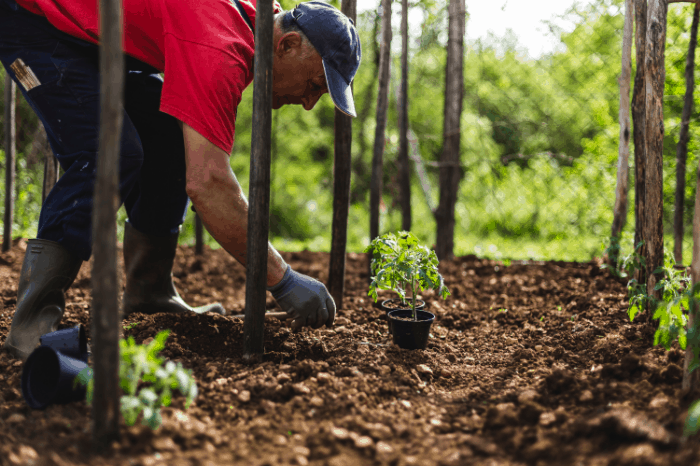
[{"xmin": 16, "ymin": 0, "xmax": 281, "ymax": 153}]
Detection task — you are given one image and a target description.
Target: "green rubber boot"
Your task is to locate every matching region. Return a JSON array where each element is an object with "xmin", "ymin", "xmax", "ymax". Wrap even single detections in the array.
[
  {"xmin": 4, "ymin": 239, "xmax": 83, "ymax": 361},
  {"xmin": 122, "ymin": 222, "xmax": 226, "ymax": 316}
]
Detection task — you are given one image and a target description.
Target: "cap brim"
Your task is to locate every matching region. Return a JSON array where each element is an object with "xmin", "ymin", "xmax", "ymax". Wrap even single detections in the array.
[{"xmin": 322, "ymin": 60, "xmax": 356, "ymax": 117}]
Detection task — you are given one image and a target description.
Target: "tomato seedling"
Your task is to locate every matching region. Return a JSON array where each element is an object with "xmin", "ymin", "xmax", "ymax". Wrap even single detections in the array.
[{"xmin": 364, "ymin": 231, "xmax": 450, "ymax": 320}]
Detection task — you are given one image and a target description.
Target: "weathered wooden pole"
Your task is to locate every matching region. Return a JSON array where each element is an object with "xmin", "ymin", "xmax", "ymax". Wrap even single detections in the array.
[
  {"xmin": 633, "ymin": 0, "xmax": 648, "ymax": 289},
  {"xmin": 397, "ymin": 0, "xmax": 411, "ymax": 232},
  {"xmin": 328, "ymin": 0, "xmax": 357, "ymax": 308},
  {"xmin": 369, "ymin": 0, "xmax": 392, "ymax": 246},
  {"xmin": 643, "ymin": 0, "xmax": 667, "ymax": 300},
  {"xmin": 42, "ymin": 151, "xmax": 59, "ymax": 204},
  {"xmin": 3, "ymin": 75, "xmax": 15, "ymax": 252},
  {"xmin": 92, "ymin": 0, "xmax": 124, "ymax": 449},
  {"xmin": 194, "ymin": 214, "xmax": 204, "ymax": 255},
  {"xmin": 683, "ymin": 142, "xmax": 700, "ymax": 394},
  {"xmin": 243, "ymin": 0, "xmax": 274, "ymax": 361},
  {"xmin": 610, "ymin": 0, "xmax": 634, "ymax": 267},
  {"xmin": 435, "ymin": 0, "xmax": 465, "ymax": 261},
  {"xmin": 674, "ymin": 3, "xmax": 699, "ymax": 265}
]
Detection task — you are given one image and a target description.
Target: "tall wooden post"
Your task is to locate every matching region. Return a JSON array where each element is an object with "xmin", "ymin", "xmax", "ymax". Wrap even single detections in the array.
[
  {"xmin": 435, "ymin": 0, "xmax": 465, "ymax": 261},
  {"xmin": 3, "ymin": 75, "xmax": 15, "ymax": 252},
  {"xmin": 195, "ymin": 214, "xmax": 204, "ymax": 255},
  {"xmin": 674, "ymin": 3, "xmax": 700, "ymax": 265},
  {"xmin": 683, "ymin": 142, "xmax": 700, "ymax": 394},
  {"xmin": 369, "ymin": 0, "xmax": 392, "ymax": 251},
  {"xmin": 243, "ymin": 0, "xmax": 274, "ymax": 361},
  {"xmin": 328, "ymin": 0, "xmax": 357, "ymax": 308},
  {"xmin": 610, "ymin": 0, "xmax": 634, "ymax": 266},
  {"xmin": 397, "ymin": 0, "xmax": 411, "ymax": 232},
  {"xmin": 633, "ymin": 0, "xmax": 648, "ymax": 289},
  {"xmin": 92, "ymin": 0, "xmax": 124, "ymax": 449},
  {"xmin": 643, "ymin": 0, "xmax": 667, "ymax": 300}
]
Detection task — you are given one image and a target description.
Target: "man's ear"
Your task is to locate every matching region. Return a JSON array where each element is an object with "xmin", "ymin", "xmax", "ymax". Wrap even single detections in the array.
[{"xmin": 276, "ymin": 32, "xmax": 302, "ymax": 57}]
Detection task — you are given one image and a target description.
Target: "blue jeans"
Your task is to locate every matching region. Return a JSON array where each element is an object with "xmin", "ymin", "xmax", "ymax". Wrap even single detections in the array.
[{"xmin": 0, "ymin": 0, "xmax": 190, "ymax": 260}]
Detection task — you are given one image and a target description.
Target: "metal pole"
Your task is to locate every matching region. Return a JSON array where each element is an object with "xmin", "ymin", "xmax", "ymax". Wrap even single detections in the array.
[
  {"xmin": 92, "ymin": 0, "xmax": 124, "ymax": 449},
  {"xmin": 243, "ymin": 0, "xmax": 274, "ymax": 362}
]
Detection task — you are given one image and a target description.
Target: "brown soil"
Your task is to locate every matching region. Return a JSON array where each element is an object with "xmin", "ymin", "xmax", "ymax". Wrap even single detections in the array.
[
  {"xmin": 381, "ymin": 299, "xmax": 425, "ymax": 311},
  {"xmin": 1, "ymin": 239, "xmax": 700, "ymax": 466}
]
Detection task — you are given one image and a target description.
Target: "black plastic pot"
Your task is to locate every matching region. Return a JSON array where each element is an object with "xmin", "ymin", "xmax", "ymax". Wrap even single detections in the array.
[
  {"xmin": 22, "ymin": 346, "xmax": 88, "ymax": 409},
  {"xmin": 387, "ymin": 309, "xmax": 435, "ymax": 350},
  {"xmin": 39, "ymin": 325, "xmax": 88, "ymax": 363},
  {"xmin": 380, "ymin": 298, "xmax": 425, "ymax": 315}
]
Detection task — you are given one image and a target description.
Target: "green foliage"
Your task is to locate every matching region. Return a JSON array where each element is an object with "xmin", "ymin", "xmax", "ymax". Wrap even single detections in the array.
[
  {"xmin": 75, "ymin": 330, "xmax": 197, "ymax": 430},
  {"xmin": 364, "ymin": 231, "xmax": 450, "ymax": 320}
]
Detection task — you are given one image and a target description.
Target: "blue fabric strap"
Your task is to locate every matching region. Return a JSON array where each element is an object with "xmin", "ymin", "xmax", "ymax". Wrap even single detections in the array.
[{"xmin": 232, "ymin": 0, "xmax": 255, "ymax": 33}]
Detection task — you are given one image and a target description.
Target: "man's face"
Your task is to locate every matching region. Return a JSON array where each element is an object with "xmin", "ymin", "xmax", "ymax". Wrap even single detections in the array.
[{"xmin": 272, "ymin": 31, "xmax": 328, "ymax": 111}]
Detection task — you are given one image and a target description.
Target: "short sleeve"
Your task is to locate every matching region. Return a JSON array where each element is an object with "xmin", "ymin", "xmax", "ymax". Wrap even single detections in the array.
[{"xmin": 159, "ymin": 34, "xmax": 251, "ymax": 153}]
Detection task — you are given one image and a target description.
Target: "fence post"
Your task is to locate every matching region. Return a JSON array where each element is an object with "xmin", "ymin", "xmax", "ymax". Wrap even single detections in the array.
[
  {"xmin": 397, "ymin": 0, "xmax": 411, "ymax": 232},
  {"xmin": 92, "ymin": 0, "xmax": 124, "ymax": 449},
  {"xmin": 3, "ymin": 75, "xmax": 15, "ymax": 252},
  {"xmin": 610, "ymin": 0, "xmax": 634, "ymax": 266},
  {"xmin": 435, "ymin": 0, "xmax": 465, "ymax": 261},
  {"xmin": 369, "ymin": 0, "xmax": 392, "ymax": 263},
  {"xmin": 643, "ymin": 0, "xmax": 667, "ymax": 300},
  {"xmin": 243, "ymin": 0, "xmax": 274, "ymax": 362},
  {"xmin": 674, "ymin": 3, "xmax": 699, "ymax": 265},
  {"xmin": 328, "ymin": 0, "xmax": 357, "ymax": 308}
]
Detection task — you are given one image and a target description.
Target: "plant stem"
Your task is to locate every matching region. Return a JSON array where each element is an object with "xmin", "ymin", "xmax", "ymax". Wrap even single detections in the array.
[{"xmin": 412, "ymin": 272, "xmax": 417, "ymax": 321}]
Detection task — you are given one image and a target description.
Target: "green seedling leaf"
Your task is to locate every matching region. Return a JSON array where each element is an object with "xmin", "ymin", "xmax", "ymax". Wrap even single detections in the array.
[{"xmin": 685, "ymin": 400, "xmax": 700, "ymax": 436}]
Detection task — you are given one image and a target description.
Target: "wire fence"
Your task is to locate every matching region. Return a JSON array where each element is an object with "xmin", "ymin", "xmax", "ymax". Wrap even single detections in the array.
[{"xmin": 0, "ymin": 0, "xmax": 698, "ymax": 263}]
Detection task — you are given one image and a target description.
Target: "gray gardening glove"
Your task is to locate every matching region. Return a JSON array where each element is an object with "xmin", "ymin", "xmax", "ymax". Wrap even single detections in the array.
[{"xmin": 267, "ymin": 265, "xmax": 336, "ymax": 330}]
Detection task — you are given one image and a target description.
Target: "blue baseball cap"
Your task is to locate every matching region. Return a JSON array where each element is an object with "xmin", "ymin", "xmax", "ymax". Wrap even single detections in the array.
[{"xmin": 288, "ymin": 2, "xmax": 362, "ymax": 117}]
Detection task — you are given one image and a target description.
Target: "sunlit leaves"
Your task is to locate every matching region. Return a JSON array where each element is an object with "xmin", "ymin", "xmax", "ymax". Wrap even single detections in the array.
[{"xmin": 75, "ymin": 330, "xmax": 197, "ymax": 430}]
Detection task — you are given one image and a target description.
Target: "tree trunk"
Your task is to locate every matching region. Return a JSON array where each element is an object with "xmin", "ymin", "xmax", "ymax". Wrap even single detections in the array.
[
  {"xmin": 633, "ymin": 0, "xmax": 648, "ymax": 288},
  {"xmin": 674, "ymin": 3, "xmax": 699, "ymax": 265},
  {"xmin": 611, "ymin": 0, "xmax": 634, "ymax": 266},
  {"xmin": 3, "ymin": 75, "xmax": 15, "ymax": 252},
  {"xmin": 328, "ymin": 0, "xmax": 357, "ymax": 308},
  {"xmin": 397, "ymin": 0, "xmax": 411, "ymax": 231},
  {"xmin": 92, "ymin": 0, "xmax": 124, "ymax": 449},
  {"xmin": 643, "ymin": 0, "xmax": 667, "ymax": 300},
  {"xmin": 436, "ymin": 0, "xmax": 465, "ymax": 261},
  {"xmin": 683, "ymin": 145, "xmax": 700, "ymax": 394},
  {"xmin": 370, "ymin": 0, "xmax": 392, "ymax": 244},
  {"xmin": 243, "ymin": 0, "xmax": 274, "ymax": 362}
]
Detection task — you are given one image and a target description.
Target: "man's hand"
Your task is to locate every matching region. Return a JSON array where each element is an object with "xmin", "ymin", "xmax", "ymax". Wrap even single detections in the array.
[{"xmin": 268, "ymin": 265, "xmax": 336, "ymax": 330}]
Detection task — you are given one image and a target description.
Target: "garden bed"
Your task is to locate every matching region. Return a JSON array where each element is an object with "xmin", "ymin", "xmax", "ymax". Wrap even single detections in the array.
[{"xmin": 0, "ymin": 239, "xmax": 698, "ymax": 465}]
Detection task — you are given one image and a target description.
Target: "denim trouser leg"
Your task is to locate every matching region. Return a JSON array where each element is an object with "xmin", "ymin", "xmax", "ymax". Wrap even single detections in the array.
[{"xmin": 0, "ymin": 4, "xmax": 189, "ymax": 259}]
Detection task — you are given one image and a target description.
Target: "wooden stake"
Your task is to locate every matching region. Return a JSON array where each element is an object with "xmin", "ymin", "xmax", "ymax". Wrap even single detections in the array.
[
  {"xmin": 92, "ymin": 0, "xmax": 124, "ymax": 449},
  {"xmin": 369, "ymin": 0, "xmax": 392, "ymax": 275},
  {"xmin": 328, "ymin": 0, "xmax": 357, "ymax": 309},
  {"xmin": 610, "ymin": 0, "xmax": 634, "ymax": 265},
  {"xmin": 3, "ymin": 75, "xmax": 15, "ymax": 253},
  {"xmin": 683, "ymin": 137, "xmax": 700, "ymax": 393},
  {"xmin": 42, "ymin": 151, "xmax": 59, "ymax": 204},
  {"xmin": 397, "ymin": 0, "xmax": 411, "ymax": 232},
  {"xmin": 633, "ymin": 0, "xmax": 648, "ymax": 290},
  {"xmin": 674, "ymin": 3, "xmax": 700, "ymax": 265},
  {"xmin": 195, "ymin": 213, "xmax": 204, "ymax": 256},
  {"xmin": 436, "ymin": 0, "xmax": 465, "ymax": 261},
  {"xmin": 243, "ymin": 0, "xmax": 274, "ymax": 362},
  {"xmin": 643, "ymin": 0, "xmax": 667, "ymax": 300}
]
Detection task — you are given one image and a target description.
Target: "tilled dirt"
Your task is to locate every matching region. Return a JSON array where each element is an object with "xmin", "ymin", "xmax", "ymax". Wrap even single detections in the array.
[{"xmin": 1, "ymin": 239, "xmax": 700, "ymax": 466}]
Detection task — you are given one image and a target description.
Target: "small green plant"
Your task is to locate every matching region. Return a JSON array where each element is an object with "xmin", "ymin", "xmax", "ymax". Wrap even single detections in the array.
[
  {"xmin": 365, "ymin": 231, "xmax": 450, "ymax": 320},
  {"xmin": 123, "ymin": 322, "xmax": 140, "ymax": 331},
  {"xmin": 75, "ymin": 330, "xmax": 197, "ymax": 430},
  {"xmin": 601, "ymin": 239, "xmax": 645, "ymax": 280}
]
